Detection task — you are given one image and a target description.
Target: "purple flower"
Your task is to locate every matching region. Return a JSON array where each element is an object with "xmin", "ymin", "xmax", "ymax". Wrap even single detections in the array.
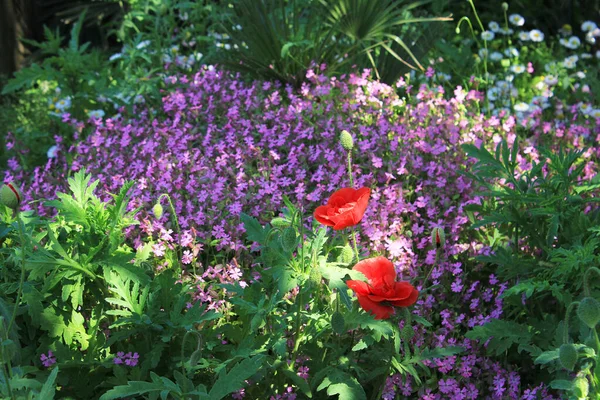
[{"xmin": 40, "ymin": 350, "xmax": 56, "ymax": 368}]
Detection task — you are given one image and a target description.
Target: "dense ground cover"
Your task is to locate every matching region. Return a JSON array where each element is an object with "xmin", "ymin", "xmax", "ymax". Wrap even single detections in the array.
[{"xmin": 1, "ymin": 1, "xmax": 600, "ymax": 399}]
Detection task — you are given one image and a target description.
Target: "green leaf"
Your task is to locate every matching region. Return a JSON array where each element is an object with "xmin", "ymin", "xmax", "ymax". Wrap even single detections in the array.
[
  {"xmin": 99, "ymin": 372, "xmax": 181, "ymax": 400},
  {"xmin": 208, "ymin": 355, "xmax": 265, "ymax": 400},
  {"xmin": 535, "ymin": 350, "xmax": 559, "ymax": 365},
  {"xmin": 331, "ymin": 311, "xmax": 345, "ymax": 335},
  {"xmin": 36, "ymin": 367, "xmax": 59, "ymax": 400},
  {"xmin": 241, "ymin": 213, "xmax": 270, "ymax": 245},
  {"xmin": 317, "ymin": 369, "xmax": 366, "ymax": 400}
]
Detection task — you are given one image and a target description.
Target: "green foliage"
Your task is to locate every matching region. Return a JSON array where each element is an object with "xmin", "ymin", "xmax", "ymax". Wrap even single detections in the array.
[
  {"xmin": 463, "ymin": 140, "xmax": 600, "ymax": 398},
  {"xmin": 220, "ymin": 0, "xmax": 450, "ymax": 86}
]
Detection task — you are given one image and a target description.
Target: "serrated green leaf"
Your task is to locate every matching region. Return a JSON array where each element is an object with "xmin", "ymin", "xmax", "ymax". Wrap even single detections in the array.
[{"xmin": 208, "ymin": 355, "xmax": 264, "ymax": 400}]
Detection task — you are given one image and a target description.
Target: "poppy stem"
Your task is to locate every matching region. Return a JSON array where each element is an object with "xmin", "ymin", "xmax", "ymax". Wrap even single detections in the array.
[
  {"xmin": 346, "ymin": 152, "xmax": 354, "ymax": 188},
  {"xmin": 351, "ymin": 227, "xmax": 360, "ymax": 263}
]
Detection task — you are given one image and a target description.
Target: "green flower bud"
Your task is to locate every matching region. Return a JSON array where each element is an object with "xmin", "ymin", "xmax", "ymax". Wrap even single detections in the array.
[
  {"xmin": 152, "ymin": 203, "xmax": 164, "ymax": 219},
  {"xmin": 340, "ymin": 130, "xmax": 354, "ymax": 151},
  {"xmin": 337, "ymin": 244, "xmax": 355, "ymax": 264},
  {"xmin": 189, "ymin": 349, "xmax": 203, "ymax": 367},
  {"xmin": 572, "ymin": 377, "xmax": 589, "ymax": 399},
  {"xmin": 577, "ymin": 297, "xmax": 600, "ymax": 329},
  {"xmin": 0, "ymin": 183, "xmax": 23, "ymax": 211},
  {"xmin": 558, "ymin": 343, "xmax": 578, "ymax": 371},
  {"xmin": 431, "ymin": 227, "xmax": 445, "ymax": 249},
  {"xmin": 280, "ymin": 227, "xmax": 298, "ymax": 252},
  {"xmin": 502, "ymin": 2, "xmax": 509, "ymax": 11}
]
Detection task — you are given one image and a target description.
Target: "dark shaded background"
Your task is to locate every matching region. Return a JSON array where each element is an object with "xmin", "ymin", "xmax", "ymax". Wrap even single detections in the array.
[{"xmin": 1, "ymin": 0, "xmax": 599, "ymax": 81}]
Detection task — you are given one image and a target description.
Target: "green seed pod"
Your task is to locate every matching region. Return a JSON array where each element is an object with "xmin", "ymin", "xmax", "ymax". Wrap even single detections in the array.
[
  {"xmin": 572, "ymin": 377, "xmax": 589, "ymax": 399},
  {"xmin": 271, "ymin": 217, "xmax": 290, "ymax": 228},
  {"xmin": 431, "ymin": 227, "xmax": 445, "ymax": 249},
  {"xmin": 337, "ymin": 244, "xmax": 355, "ymax": 264},
  {"xmin": 280, "ymin": 227, "xmax": 298, "ymax": 252},
  {"xmin": 577, "ymin": 297, "xmax": 600, "ymax": 329},
  {"xmin": 152, "ymin": 203, "xmax": 163, "ymax": 219},
  {"xmin": 0, "ymin": 183, "xmax": 23, "ymax": 210},
  {"xmin": 558, "ymin": 343, "xmax": 578, "ymax": 371},
  {"xmin": 340, "ymin": 130, "xmax": 354, "ymax": 151}
]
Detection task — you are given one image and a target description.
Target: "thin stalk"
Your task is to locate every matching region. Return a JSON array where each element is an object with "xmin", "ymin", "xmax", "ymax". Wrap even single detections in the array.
[{"xmin": 6, "ymin": 215, "xmax": 27, "ymax": 338}]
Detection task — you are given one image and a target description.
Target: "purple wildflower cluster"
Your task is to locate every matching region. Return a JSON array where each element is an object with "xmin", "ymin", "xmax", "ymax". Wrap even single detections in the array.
[
  {"xmin": 6, "ymin": 65, "xmax": 599, "ymax": 397},
  {"xmin": 113, "ymin": 351, "xmax": 139, "ymax": 367}
]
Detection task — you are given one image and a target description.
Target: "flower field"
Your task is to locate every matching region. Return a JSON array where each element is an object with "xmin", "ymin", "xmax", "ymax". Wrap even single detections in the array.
[{"xmin": 0, "ymin": 1, "xmax": 600, "ymax": 399}]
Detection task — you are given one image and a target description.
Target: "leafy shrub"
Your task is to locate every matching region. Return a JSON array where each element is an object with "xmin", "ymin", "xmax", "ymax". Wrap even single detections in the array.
[{"xmin": 462, "ymin": 140, "xmax": 600, "ymax": 397}]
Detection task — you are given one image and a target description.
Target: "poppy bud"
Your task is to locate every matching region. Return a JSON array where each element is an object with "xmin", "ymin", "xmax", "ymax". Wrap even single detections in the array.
[
  {"xmin": 0, "ymin": 183, "xmax": 23, "ymax": 210},
  {"xmin": 558, "ymin": 343, "xmax": 578, "ymax": 371},
  {"xmin": 431, "ymin": 227, "xmax": 445, "ymax": 249},
  {"xmin": 502, "ymin": 2, "xmax": 509, "ymax": 10},
  {"xmin": 152, "ymin": 203, "xmax": 163, "ymax": 219},
  {"xmin": 340, "ymin": 130, "xmax": 354, "ymax": 151},
  {"xmin": 337, "ymin": 244, "xmax": 354, "ymax": 264},
  {"xmin": 189, "ymin": 349, "xmax": 202, "ymax": 367},
  {"xmin": 573, "ymin": 377, "xmax": 589, "ymax": 399},
  {"xmin": 577, "ymin": 297, "xmax": 600, "ymax": 329},
  {"xmin": 280, "ymin": 227, "xmax": 298, "ymax": 252}
]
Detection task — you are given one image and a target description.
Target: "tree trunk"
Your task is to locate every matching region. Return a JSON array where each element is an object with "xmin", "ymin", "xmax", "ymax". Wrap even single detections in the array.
[{"xmin": 0, "ymin": 0, "xmax": 35, "ymax": 84}]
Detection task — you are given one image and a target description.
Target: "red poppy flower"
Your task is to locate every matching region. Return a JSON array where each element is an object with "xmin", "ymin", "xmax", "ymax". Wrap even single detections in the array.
[
  {"xmin": 314, "ymin": 187, "xmax": 370, "ymax": 230},
  {"xmin": 346, "ymin": 257, "xmax": 419, "ymax": 320}
]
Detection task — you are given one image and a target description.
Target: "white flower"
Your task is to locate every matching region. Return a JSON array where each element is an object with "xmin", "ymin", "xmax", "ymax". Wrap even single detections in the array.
[
  {"xmin": 586, "ymin": 31, "xmax": 596, "ymax": 44},
  {"xmin": 55, "ymin": 97, "xmax": 72, "ymax": 111},
  {"xmin": 519, "ymin": 31, "xmax": 530, "ymax": 41},
  {"xmin": 88, "ymin": 109, "xmax": 105, "ymax": 119},
  {"xmin": 478, "ymin": 48, "xmax": 489, "ymax": 58},
  {"xmin": 170, "ymin": 45, "xmax": 179, "ymax": 54},
  {"xmin": 134, "ymin": 94, "xmax": 145, "ymax": 104},
  {"xmin": 563, "ymin": 55, "xmax": 578, "ymax": 69},
  {"xmin": 488, "ymin": 21, "xmax": 500, "ymax": 32},
  {"xmin": 504, "ymin": 47, "xmax": 519, "ymax": 57},
  {"xmin": 582, "ymin": 21, "xmax": 598, "ymax": 32},
  {"xmin": 529, "ymin": 29, "xmax": 544, "ymax": 42},
  {"xmin": 509, "ymin": 14, "xmax": 525, "ymax": 26},
  {"xmin": 499, "ymin": 28, "xmax": 514, "ymax": 35},
  {"xmin": 224, "ymin": 43, "xmax": 231, "ymax": 50},
  {"xmin": 490, "ymin": 51, "xmax": 504, "ymax": 61},
  {"xmin": 179, "ymin": 12, "xmax": 189, "ymax": 21},
  {"xmin": 581, "ymin": 52, "xmax": 592, "ymax": 59},
  {"xmin": 136, "ymin": 40, "xmax": 151, "ymax": 50},
  {"xmin": 109, "ymin": 53, "xmax": 122, "ymax": 61},
  {"xmin": 567, "ymin": 36, "xmax": 581, "ymax": 49},
  {"xmin": 574, "ymin": 71, "xmax": 586, "ymax": 79},
  {"xmin": 481, "ymin": 30, "xmax": 495, "ymax": 41},
  {"xmin": 47, "ymin": 145, "xmax": 59, "ymax": 159},
  {"xmin": 590, "ymin": 109, "xmax": 600, "ymax": 118},
  {"xmin": 162, "ymin": 54, "xmax": 173, "ymax": 63},
  {"xmin": 511, "ymin": 65, "xmax": 526, "ymax": 74},
  {"xmin": 596, "ymin": 50, "xmax": 600, "ymax": 59},
  {"xmin": 436, "ymin": 73, "xmax": 451, "ymax": 81},
  {"xmin": 580, "ymin": 103, "xmax": 593, "ymax": 115},
  {"xmin": 544, "ymin": 75, "xmax": 558, "ymax": 85},
  {"xmin": 487, "ymin": 87, "xmax": 499, "ymax": 101},
  {"xmin": 496, "ymin": 80, "xmax": 510, "ymax": 91},
  {"xmin": 514, "ymin": 102, "xmax": 529, "ymax": 112}
]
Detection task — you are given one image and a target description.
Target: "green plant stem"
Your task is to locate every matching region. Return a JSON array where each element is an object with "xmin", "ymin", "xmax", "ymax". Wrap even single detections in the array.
[
  {"xmin": 290, "ymin": 290, "xmax": 304, "ymax": 369},
  {"xmin": 159, "ymin": 194, "xmax": 187, "ymax": 274},
  {"xmin": 6, "ymin": 214, "xmax": 26, "ymax": 339},
  {"xmin": 372, "ymin": 342, "xmax": 394, "ymax": 400},
  {"xmin": 347, "ymin": 152, "xmax": 354, "ymax": 188},
  {"xmin": 351, "ymin": 228, "xmax": 360, "ymax": 263}
]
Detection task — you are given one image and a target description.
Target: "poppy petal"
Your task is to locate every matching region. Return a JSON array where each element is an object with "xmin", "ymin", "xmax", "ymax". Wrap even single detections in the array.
[
  {"xmin": 356, "ymin": 294, "xmax": 394, "ymax": 320},
  {"xmin": 353, "ymin": 257, "xmax": 396, "ymax": 285},
  {"xmin": 346, "ymin": 280, "xmax": 370, "ymax": 295},
  {"xmin": 390, "ymin": 287, "xmax": 419, "ymax": 307},
  {"xmin": 328, "ymin": 188, "xmax": 358, "ymax": 205},
  {"xmin": 314, "ymin": 205, "xmax": 334, "ymax": 227}
]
